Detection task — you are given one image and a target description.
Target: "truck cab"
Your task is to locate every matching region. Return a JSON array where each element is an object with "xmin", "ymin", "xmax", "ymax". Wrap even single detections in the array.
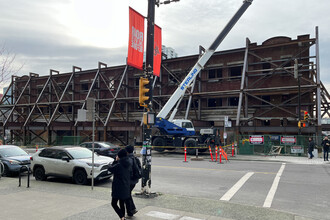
[{"xmin": 172, "ymin": 119, "xmax": 195, "ymax": 133}]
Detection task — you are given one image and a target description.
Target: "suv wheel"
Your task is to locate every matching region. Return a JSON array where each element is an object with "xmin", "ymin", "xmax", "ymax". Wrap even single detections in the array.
[
  {"xmin": 73, "ymin": 169, "xmax": 87, "ymax": 185},
  {"xmin": 2, "ymin": 164, "xmax": 10, "ymax": 177},
  {"xmin": 34, "ymin": 166, "xmax": 46, "ymax": 181}
]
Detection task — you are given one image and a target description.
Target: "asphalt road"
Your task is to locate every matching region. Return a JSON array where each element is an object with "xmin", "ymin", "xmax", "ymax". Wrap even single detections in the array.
[
  {"xmin": 97, "ymin": 153, "xmax": 330, "ymax": 220},
  {"xmin": 20, "ymin": 150, "xmax": 330, "ymax": 219}
]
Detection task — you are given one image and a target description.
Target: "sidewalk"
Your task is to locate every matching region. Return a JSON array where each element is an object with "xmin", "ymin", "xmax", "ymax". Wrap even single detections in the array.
[
  {"xmin": 228, "ymin": 154, "xmax": 330, "ymax": 165},
  {"xmin": 0, "ymin": 176, "xmax": 315, "ymax": 220}
]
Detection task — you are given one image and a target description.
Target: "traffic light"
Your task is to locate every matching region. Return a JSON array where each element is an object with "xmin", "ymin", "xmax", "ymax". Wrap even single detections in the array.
[
  {"xmin": 298, "ymin": 120, "xmax": 308, "ymax": 128},
  {"xmin": 302, "ymin": 122, "xmax": 308, "ymax": 127},
  {"xmin": 304, "ymin": 111, "xmax": 309, "ymax": 121},
  {"xmin": 139, "ymin": 77, "xmax": 150, "ymax": 107}
]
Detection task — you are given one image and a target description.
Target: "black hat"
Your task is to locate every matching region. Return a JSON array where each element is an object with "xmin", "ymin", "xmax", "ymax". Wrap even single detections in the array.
[
  {"xmin": 117, "ymin": 149, "xmax": 127, "ymax": 159},
  {"xmin": 125, "ymin": 145, "xmax": 134, "ymax": 154}
]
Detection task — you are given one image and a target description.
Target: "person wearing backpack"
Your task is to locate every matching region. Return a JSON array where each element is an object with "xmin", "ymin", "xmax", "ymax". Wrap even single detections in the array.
[
  {"xmin": 125, "ymin": 145, "xmax": 141, "ymax": 217},
  {"xmin": 108, "ymin": 149, "xmax": 131, "ymax": 220}
]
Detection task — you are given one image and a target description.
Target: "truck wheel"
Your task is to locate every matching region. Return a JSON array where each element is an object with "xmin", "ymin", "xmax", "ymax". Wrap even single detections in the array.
[
  {"xmin": 153, "ymin": 137, "xmax": 165, "ymax": 152},
  {"xmin": 184, "ymin": 138, "xmax": 197, "ymax": 155}
]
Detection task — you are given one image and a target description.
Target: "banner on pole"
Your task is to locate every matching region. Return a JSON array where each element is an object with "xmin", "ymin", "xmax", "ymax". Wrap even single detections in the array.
[
  {"xmin": 127, "ymin": 7, "xmax": 145, "ymax": 70},
  {"xmin": 153, "ymin": 25, "xmax": 162, "ymax": 77}
]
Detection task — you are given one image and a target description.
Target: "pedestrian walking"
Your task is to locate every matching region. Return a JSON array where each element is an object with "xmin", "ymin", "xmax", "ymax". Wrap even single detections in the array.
[
  {"xmin": 125, "ymin": 145, "xmax": 141, "ymax": 217},
  {"xmin": 308, "ymin": 137, "xmax": 315, "ymax": 159},
  {"xmin": 321, "ymin": 136, "xmax": 330, "ymax": 161},
  {"xmin": 108, "ymin": 149, "xmax": 132, "ymax": 220}
]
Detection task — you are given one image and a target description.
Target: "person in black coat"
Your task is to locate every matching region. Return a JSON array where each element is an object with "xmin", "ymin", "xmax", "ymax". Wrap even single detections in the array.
[
  {"xmin": 321, "ymin": 136, "xmax": 330, "ymax": 161},
  {"xmin": 125, "ymin": 145, "xmax": 140, "ymax": 217},
  {"xmin": 308, "ymin": 137, "xmax": 315, "ymax": 159},
  {"xmin": 108, "ymin": 149, "xmax": 131, "ymax": 220}
]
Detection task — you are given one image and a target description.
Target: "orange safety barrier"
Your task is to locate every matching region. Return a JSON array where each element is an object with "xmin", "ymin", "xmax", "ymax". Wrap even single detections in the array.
[
  {"xmin": 209, "ymin": 145, "xmax": 214, "ymax": 161},
  {"xmin": 219, "ymin": 147, "xmax": 222, "ymax": 164},
  {"xmin": 183, "ymin": 146, "xmax": 188, "ymax": 162},
  {"xmin": 215, "ymin": 146, "xmax": 218, "ymax": 162},
  {"xmin": 220, "ymin": 147, "xmax": 228, "ymax": 161}
]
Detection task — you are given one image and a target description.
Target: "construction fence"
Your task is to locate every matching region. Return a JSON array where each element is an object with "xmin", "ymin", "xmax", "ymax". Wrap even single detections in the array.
[{"xmin": 237, "ymin": 134, "xmax": 325, "ymax": 156}]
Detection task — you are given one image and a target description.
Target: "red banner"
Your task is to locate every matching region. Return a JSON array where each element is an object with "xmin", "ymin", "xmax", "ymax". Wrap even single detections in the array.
[
  {"xmin": 127, "ymin": 7, "xmax": 145, "ymax": 70},
  {"xmin": 153, "ymin": 25, "xmax": 162, "ymax": 77}
]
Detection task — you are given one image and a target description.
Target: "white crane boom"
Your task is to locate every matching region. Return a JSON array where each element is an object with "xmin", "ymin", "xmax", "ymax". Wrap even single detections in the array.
[{"xmin": 157, "ymin": 0, "xmax": 253, "ymax": 120}]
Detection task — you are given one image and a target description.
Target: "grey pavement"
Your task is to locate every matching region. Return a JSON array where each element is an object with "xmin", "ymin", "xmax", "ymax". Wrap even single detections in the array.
[{"xmin": 0, "ymin": 169, "xmax": 318, "ymax": 220}]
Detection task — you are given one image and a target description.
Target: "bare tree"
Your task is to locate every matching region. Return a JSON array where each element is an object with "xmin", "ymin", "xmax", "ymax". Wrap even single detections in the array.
[{"xmin": 0, "ymin": 44, "xmax": 23, "ymax": 90}]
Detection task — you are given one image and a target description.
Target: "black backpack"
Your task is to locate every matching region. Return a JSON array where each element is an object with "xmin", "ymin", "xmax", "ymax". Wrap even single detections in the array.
[{"xmin": 132, "ymin": 156, "xmax": 142, "ymax": 180}]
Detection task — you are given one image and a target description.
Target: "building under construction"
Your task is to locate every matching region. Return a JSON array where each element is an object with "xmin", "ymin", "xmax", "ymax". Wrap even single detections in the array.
[{"xmin": 1, "ymin": 27, "xmax": 329, "ymax": 147}]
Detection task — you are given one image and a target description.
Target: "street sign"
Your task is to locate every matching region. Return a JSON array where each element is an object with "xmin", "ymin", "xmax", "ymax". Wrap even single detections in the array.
[
  {"xmin": 86, "ymin": 98, "xmax": 95, "ymax": 121},
  {"xmin": 249, "ymin": 135, "xmax": 264, "ymax": 145},
  {"xmin": 225, "ymin": 120, "xmax": 232, "ymax": 127},
  {"xmin": 77, "ymin": 109, "xmax": 87, "ymax": 122}
]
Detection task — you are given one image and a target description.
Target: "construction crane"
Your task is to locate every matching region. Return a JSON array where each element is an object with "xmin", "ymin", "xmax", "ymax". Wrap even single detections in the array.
[{"xmin": 153, "ymin": 0, "xmax": 253, "ymax": 154}]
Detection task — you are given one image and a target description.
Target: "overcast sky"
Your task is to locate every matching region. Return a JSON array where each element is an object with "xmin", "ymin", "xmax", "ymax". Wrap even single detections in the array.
[{"xmin": 1, "ymin": 0, "xmax": 330, "ymax": 91}]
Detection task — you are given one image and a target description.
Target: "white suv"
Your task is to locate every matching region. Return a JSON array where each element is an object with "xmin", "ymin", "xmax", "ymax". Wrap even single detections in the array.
[{"xmin": 31, "ymin": 146, "xmax": 114, "ymax": 185}]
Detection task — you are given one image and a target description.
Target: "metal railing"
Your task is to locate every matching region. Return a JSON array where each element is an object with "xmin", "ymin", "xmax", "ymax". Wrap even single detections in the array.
[{"xmin": 18, "ymin": 165, "xmax": 31, "ymax": 188}]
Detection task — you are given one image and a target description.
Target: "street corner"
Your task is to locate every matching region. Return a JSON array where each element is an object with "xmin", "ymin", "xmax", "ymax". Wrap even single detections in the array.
[{"xmin": 0, "ymin": 190, "xmax": 109, "ymax": 220}]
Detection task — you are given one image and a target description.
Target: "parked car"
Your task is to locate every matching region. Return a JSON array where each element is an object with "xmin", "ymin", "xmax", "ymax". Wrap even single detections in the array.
[
  {"xmin": 0, "ymin": 145, "xmax": 31, "ymax": 176},
  {"xmin": 80, "ymin": 142, "xmax": 120, "ymax": 159},
  {"xmin": 31, "ymin": 146, "xmax": 114, "ymax": 185}
]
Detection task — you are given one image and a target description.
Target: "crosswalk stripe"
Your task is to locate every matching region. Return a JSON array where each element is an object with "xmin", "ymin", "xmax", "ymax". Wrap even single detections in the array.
[
  {"xmin": 146, "ymin": 211, "xmax": 180, "ymax": 219},
  {"xmin": 220, "ymin": 172, "xmax": 254, "ymax": 201},
  {"xmin": 145, "ymin": 211, "xmax": 205, "ymax": 220},
  {"xmin": 179, "ymin": 217, "xmax": 205, "ymax": 220},
  {"xmin": 263, "ymin": 163, "xmax": 286, "ymax": 208}
]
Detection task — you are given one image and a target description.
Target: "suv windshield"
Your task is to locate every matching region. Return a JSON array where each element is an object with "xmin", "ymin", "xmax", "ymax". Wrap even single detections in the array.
[
  {"xmin": 0, "ymin": 147, "xmax": 28, "ymax": 157},
  {"xmin": 67, "ymin": 148, "xmax": 93, "ymax": 159}
]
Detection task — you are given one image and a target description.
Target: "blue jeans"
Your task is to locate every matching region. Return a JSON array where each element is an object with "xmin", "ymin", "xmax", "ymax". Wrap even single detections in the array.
[
  {"xmin": 323, "ymin": 148, "xmax": 329, "ymax": 160},
  {"xmin": 308, "ymin": 151, "xmax": 313, "ymax": 158}
]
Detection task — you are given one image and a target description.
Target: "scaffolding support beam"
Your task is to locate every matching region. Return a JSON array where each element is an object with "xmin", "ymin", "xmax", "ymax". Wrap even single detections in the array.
[
  {"xmin": 4, "ymin": 76, "xmax": 32, "ymax": 126},
  {"xmin": 104, "ymin": 65, "xmax": 128, "ymax": 125},
  {"xmin": 316, "ymin": 26, "xmax": 322, "ymax": 127},
  {"xmin": 47, "ymin": 66, "xmax": 80, "ymax": 126}
]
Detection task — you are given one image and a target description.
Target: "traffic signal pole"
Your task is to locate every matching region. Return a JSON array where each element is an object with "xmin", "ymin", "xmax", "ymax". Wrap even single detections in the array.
[
  {"xmin": 138, "ymin": 0, "xmax": 180, "ymax": 197},
  {"xmin": 140, "ymin": 0, "xmax": 156, "ymax": 196}
]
